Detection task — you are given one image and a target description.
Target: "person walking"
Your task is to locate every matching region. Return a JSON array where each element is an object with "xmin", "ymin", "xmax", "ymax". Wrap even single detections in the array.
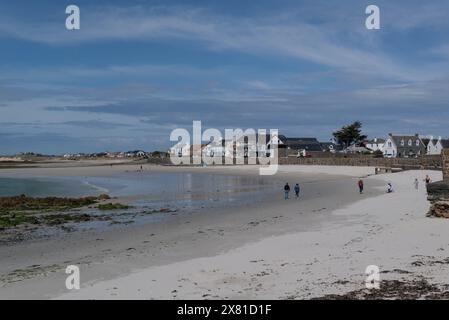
[
  {"xmin": 358, "ymin": 179, "xmax": 364, "ymax": 194},
  {"xmin": 284, "ymin": 183, "xmax": 290, "ymax": 200},
  {"xmin": 414, "ymin": 178, "xmax": 419, "ymax": 190},
  {"xmin": 294, "ymin": 183, "xmax": 300, "ymax": 199},
  {"xmin": 424, "ymin": 175, "xmax": 431, "ymax": 185}
]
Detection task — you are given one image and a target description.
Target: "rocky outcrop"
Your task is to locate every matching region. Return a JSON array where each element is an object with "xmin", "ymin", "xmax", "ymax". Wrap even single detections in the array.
[{"xmin": 427, "ymin": 180, "xmax": 449, "ymax": 218}]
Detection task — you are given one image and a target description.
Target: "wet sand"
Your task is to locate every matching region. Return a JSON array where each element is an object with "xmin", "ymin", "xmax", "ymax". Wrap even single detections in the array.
[{"xmin": 1, "ymin": 164, "xmax": 441, "ymax": 299}]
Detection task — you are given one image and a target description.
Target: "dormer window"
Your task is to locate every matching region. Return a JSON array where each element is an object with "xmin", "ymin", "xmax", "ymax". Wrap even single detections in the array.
[
  {"xmin": 401, "ymin": 140, "xmax": 405, "ymax": 146},
  {"xmin": 416, "ymin": 140, "xmax": 419, "ymax": 146},
  {"xmin": 408, "ymin": 139, "xmax": 412, "ymax": 146}
]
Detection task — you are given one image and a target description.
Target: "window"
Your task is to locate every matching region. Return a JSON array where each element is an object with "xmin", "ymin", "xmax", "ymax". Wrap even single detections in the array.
[
  {"xmin": 416, "ymin": 140, "xmax": 420, "ymax": 146},
  {"xmin": 401, "ymin": 140, "xmax": 405, "ymax": 146},
  {"xmin": 388, "ymin": 141, "xmax": 392, "ymax": 147},
  {"xmin": 408, "ymin": 139, "xmax": 412, "ymax": 146}
]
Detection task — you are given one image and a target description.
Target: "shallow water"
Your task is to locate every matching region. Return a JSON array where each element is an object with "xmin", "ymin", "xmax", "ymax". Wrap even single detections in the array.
[
  {"xmin": 0, "ymin": 172, "xmax": 283, "ymax": 240},
  {"xmin": 0, "ymin": 172, "xmax": 280, "ymax": 228},
  {"xmin": 0, "ymin": 177, "xmax": 100, "ymax": 197}
]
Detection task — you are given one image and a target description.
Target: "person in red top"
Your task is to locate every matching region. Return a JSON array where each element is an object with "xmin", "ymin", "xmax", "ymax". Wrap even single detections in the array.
[{"xmin": 358, "ymin": 179, "xmax": 364, "ymax": 194}]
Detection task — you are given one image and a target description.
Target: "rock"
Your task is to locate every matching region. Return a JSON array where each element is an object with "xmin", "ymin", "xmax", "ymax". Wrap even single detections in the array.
[
  {"xmin": 427, "ymin": 180, "xmax": 449, "ymax": 218},
  {"xmin": 97, "ymin": 194, "xmax": 111, "ymax": 200},
  {"xmin": 427, "ymin": 201, "xmax": 449, "ymax": 218}
]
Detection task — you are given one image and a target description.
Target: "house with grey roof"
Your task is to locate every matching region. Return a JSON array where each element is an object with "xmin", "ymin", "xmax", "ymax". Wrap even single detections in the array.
[
  {"xmin": 382, "ymin": 134, "xmax": 426, "ymax": 158},
  {"xmin": 273, "ymin": 135, "xmax": 323, "ymax": 157}
]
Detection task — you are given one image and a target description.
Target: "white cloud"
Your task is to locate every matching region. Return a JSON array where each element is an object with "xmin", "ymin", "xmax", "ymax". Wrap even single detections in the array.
[{"xmin": 1, "ymin": 5, "xmax": 445, "ymax": 82}]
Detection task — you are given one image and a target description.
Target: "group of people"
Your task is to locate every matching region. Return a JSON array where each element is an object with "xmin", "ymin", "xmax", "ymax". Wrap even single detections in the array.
[
  {"xmin": 283, "ymin": 174, "xmax": 433, "ymax": 200},
  {"xmin": 283, "ymin": 183, "xmax": 300, "ymax": 200},
  {"xmin": 357, "ymin": 174, "xmax": 433, "ymax": 195},
  {"xmin": 414, "ymin": 175, "xmax": 432, "ymax": 190}
]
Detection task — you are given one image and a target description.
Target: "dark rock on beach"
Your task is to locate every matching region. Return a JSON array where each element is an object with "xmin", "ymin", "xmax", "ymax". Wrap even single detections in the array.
[{"xmin": 426, "ymin": 180, "xmax": 449, "ymax": 218}]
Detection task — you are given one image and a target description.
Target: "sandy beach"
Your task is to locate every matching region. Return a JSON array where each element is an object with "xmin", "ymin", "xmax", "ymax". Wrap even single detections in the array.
[{"xmin": 0, "ymin": 164, "xmax": 445, "ymax": 299}]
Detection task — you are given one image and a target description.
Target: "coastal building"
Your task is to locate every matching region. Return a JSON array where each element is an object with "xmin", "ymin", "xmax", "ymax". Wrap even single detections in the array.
[
  {"xmin": 364, "ymin": 138, "xmax": 385, "ymax": 153},
  {"xmin": 125, "ymin": 150, "xmax": 147, "ymax": 157},
  {"xmin": 426, "ymin": 137, "xmax": 449, "ymax": 155},
  {"xmin": 319, "ymin": 142, "xmax": 342, "ymax": 153},
  {"xmin": 383, "ymin": 134, "xmax": 426, "ymax": 158},
  {"xmin": 202, "ymin": 140, "xmax": 232, "ymax": 158},
  {"xmin": 169, "ymin": 142, "xmax": 191, "ymax": 158},
  {"xmin": 344, "ymin": 144, "xmax": 371, "ymax": 154},
  {"xmin": 272, "ymin": 135, "xmax": 323, "ymax": 157}
]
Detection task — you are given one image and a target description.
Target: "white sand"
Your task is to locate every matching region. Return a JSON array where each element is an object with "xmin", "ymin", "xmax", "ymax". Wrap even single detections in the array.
[{"xmin": 56, "ymin": 168, "xmax": 447, "ymax": 299}]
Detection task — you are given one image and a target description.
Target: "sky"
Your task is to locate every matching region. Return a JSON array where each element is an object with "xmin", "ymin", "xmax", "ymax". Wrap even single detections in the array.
[{"xmin": 1, "ymin": 0, "xmax": 449, "ymax": 154}]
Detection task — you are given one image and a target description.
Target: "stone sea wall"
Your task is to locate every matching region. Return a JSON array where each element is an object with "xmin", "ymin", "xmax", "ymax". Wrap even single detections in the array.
[
  {"xmin": 442, "ymin": 149, "xmax": 449, "ymax": 180},
  {"xmin": 426, "ymin": 149, "xmax": 449, "ymax": 218},
  {"xmin": 278, "ymin": 156, "xmax": 442, "ymax": 170}
]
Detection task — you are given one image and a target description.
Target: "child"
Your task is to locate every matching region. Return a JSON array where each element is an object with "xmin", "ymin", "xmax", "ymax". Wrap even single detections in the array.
[{"xmin": 387, "ymin": 183, "xmax": 394, "ymax": 193}]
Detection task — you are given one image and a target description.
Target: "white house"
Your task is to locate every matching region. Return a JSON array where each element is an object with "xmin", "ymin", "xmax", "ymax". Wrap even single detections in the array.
[
  {"xmin": 365, "ymin": 138, "xmax": 385, "ymax": 153},
  {"xmin": 169, "ymin": 142, "xmax": 191, "ymax": 158},
  {"xmin": 382, "ymin": 134, "xmax": 426, "ymax": 158},
  {"xmin": 427, "ymin": 136, "xmax": 449, "ymax": 155},
  {"xmin": 202, "ymin": 139, "xmax": 232, "ymax": 158}
]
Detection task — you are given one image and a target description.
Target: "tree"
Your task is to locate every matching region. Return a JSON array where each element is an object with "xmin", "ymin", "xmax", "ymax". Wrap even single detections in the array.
[{"xmin": 332, "ymin": 121, "xmax": 367, "ymax": 148}]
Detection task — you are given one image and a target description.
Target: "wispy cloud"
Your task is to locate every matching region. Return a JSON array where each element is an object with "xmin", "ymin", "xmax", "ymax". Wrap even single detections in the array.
[{"xmin": 1, "ymin": 4, "xmax": 445, "ymax": 82}]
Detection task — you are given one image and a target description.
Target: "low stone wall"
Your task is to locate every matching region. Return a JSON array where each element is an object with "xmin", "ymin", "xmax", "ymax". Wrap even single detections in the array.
[
  {"xmin": 278, "ymin": 156, "xmax": 442, "ymax": 170},
  {"xmin": 442, "ymin": 149, "xmax": 449, "ymax": 179},
  {"xmin": 157, "ymin": 154, "xmax": 443, "ymax": 170}
]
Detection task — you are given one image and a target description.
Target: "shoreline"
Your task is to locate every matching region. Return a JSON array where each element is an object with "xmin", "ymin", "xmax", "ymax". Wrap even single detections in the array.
[
  {"xmin": 0, "ymin": 165, "xmax": 444, "ymax": 299},
  {"xmin": 60, "ymin": 169, "xmax": 446, "ymax": 300}
]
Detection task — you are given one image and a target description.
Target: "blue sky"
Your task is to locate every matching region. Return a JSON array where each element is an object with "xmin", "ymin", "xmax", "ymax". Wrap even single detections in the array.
[{"xmin": 1, "ymin": 0, "xmax": 449, "ymax": 154}]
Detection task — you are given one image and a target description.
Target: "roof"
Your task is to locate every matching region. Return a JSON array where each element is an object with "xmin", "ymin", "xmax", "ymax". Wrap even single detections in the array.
[
  {"xmin": 440, "ymin": 139, "xmax": 449, "ymax": 149},
  {"xmin": 388, "ymin": 134, "xmax": 425, "ymax": 151},
  {"xmin": 421, "ymin": 138, "xmax": 431, "ymax": 146},
  {"xmin": 278, "ymin": 135, "xmax": 319, "ymax": 143},
  {"xmin": 389, "ymin": 134, "xmax": 421, "ymax": 143},
  {"xmin": 345, "ymin": 145, "xmax": 370, "ymax": 152},
  {"xmin": 320, "ymin": 142, "xmax": 343, "ymax": 151},
  {"xmin": 278, "ymin": 135, "xmax": 322, "ymax": 151},
  {"xmin": 365, "ymin": 138, "xmax": 385, "ymax": 144}
]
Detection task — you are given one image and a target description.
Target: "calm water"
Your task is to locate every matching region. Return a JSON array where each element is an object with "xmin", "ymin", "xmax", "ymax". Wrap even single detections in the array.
[
  {"xmin": 0, "ymin": 172, "xmax": 280, "ymax": 237},
  {"xmin": 0, "ymin": 177, "xmax": 101, "ymax": 197},
  {"xmin": 0, "ymin": 172, "xmax": 279, "ymax": 207}
]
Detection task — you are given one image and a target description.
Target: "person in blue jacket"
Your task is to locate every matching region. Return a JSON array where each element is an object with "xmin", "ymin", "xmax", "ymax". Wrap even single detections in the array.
[{"xmin": 294, "ymin": 183, "xmax": 300, "ymax": 199}]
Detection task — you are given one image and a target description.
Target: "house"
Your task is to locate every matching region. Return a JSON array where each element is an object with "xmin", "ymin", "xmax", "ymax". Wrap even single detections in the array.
[
  {"xmin": 125, "ymin": 150, "xmax": 147, "ymax": 158},
  {"xmin": 202, "ymin": 139, "xmax": 231, "ymax": 158},
  {"xmin": 271, "ymin": 135, "xmax": 323, "ymax": 157},
  {"xmin": 427, "ymin": 137, "xmax": 449, "ymax": 155},
  {"xmin": 364, "ymin": 138, "xmax": 385, "ymax": 153},
  {"xmin": 169, "ymin": 142, "xmax": 191, "ymax": 158},
  {"xmin": 382, "ymin": 134, "xmax": 426, "ymax": 158},
  {"xmin": 107, "ymin": 152, "xmax": 125, "ymax": 158},
  {"xmin": 344, "ymin": 144, "xmax": 371, "ymax": 154},
  {"xmin": 319, "ymin": 142, "xmax": 343, "ymax": 153}
]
